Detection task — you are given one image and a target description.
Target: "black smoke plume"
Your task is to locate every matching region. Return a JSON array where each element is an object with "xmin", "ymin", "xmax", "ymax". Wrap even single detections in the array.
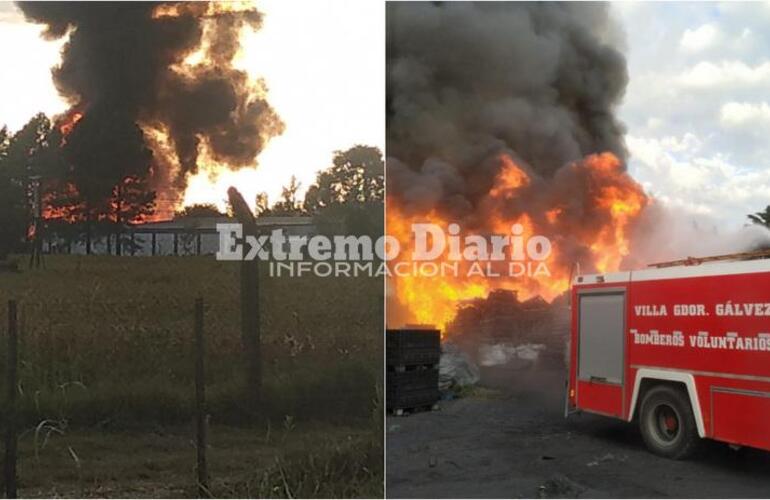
[
  {"xmin": 387, "ymin": 2, "xmax": 629, "ymax": 217},
  {"xmin": 386, "ymin": 3, "xmax": 647, "ymax": 332},
  {"xmin": 18, "ymin": 1, "xmax": 283, "ymax": 214}
]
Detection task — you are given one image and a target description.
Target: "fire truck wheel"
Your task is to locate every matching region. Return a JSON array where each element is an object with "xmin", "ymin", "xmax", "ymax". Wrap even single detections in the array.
[{"xmin": 639, "ymin": 385, "xmax": 699, "ymax": 459}]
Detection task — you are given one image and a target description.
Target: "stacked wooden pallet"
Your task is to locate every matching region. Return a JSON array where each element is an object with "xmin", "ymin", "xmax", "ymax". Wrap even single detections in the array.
[{"xmin": 386, "ymin": 328, "xmax": 441, "ymax": 415}]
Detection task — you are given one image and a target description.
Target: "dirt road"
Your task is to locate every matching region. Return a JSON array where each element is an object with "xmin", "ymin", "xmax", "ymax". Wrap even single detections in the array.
[{"xmin": 386, "ymin": 364, "xmax": 770, "ymax": 498}]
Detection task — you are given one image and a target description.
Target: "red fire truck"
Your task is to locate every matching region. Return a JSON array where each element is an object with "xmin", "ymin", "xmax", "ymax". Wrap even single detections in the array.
[{"xmin": 567, "ymin": 252, "xmax": 770, "ymax": 459}]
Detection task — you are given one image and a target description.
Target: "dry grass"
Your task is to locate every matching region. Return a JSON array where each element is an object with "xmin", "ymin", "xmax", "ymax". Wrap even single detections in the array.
[
  {"xmin": 0, "ymin": 255, "xmax": 382, "ymax": 425},
  {"xmin": 13, "ymin": 423, "xmax": 381, "ymax": 498},
  {"xmin": 0, "ymin": 254, "xmax": 383, "ymax": 497}
]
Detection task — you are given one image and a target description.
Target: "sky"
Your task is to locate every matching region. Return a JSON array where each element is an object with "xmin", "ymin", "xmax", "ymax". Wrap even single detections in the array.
[
  {"xmin": 1, "ymin": 2, "xmax": 768, "ymax": 227},
  {"xmin": 613, "ymin": 1, "xmax": 770, "ymax": 229},
  {"xmin": 0, "ymin": 3, "xmax": 67, "ymax": 128},
  {"xmin": 0, "ymin": 0, "xmax": 385, "ymax": 211}
]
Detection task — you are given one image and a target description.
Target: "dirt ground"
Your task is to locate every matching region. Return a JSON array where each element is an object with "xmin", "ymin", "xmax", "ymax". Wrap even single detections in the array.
[{"xmin": 386, "ymin": 363, "xmax": 770, "ymax": 499}]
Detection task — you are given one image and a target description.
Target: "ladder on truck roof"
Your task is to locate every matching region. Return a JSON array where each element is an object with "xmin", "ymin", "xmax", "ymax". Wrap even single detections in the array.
[{"xmin": 648, "ymin": 248, "xmax": 770, "ymax": 268}]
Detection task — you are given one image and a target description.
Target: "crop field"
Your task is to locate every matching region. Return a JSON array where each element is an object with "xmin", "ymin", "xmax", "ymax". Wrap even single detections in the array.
[{"xmin": 0, "ymin": 255, "xmax": 383, "ymax": 497}]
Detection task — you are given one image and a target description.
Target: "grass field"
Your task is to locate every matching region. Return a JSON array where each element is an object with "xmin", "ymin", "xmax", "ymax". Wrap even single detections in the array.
[
  {"xmin": 14, "ymin": 424, "xmax": 382, "ymax": 498},
  {"xmin": 0, "ymin": 255, "xmax": 383, "ymax": 497}
]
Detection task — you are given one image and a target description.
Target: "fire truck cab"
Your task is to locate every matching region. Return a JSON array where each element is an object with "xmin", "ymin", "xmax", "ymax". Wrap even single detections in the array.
[{"xmin": 567, "ymin": 254, "xmax": 770, "ymax": 459}]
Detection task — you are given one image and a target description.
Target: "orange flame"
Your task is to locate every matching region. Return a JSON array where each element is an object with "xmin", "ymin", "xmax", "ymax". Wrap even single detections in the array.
[
  {"xmin": 58, "ymin": 111, "xmax": 83, "ymax": 145},
  {"xmin": 42, "ymin": 181, "xmax": 84, "ymax": 222},
  {"xmin": 386, "ymin": 151, "xmax": 648, "ymax": 333},
  {"xmin": 152, "ymin": 1, "xmax": 255, "ymax": 19}
]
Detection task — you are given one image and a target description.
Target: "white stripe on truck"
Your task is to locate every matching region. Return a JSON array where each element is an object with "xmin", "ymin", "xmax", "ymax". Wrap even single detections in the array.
[{"xmin": 574, "ymin": 259, "xmax": 770, "ymax": 285}]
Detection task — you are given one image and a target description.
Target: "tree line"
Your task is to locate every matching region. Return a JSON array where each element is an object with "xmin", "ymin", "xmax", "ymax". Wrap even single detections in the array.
[{"xmin": 0, "ymin": 113, "xmax": 383, "ymax": 259}]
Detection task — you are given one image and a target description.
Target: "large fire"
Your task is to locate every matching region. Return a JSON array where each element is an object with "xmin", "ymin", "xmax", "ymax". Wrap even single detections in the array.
[
  {"xmin": 386, "ymin": 152, "xmax": 648, "ymax": 331},
  {"xmin": 45, "ymin": 113, "xmax": 168, "ymax": 224},
  {"xmin": 47, "ymin": 109, "xmax": 255, "ymax": 223},
  {"xmin": 27, "ymin": 2, "xmax": 280, "ymax": 229}
]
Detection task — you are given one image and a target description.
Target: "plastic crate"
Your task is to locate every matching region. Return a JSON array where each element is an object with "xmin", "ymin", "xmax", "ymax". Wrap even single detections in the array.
[
  {"xmin": 386, "ymin": 388, "xmax": 440, "ymax": 411},
  {"xmin": 386, "ymin": 367, "xmax": 439, "ymax": 395},
  {"xmin": 386, "ymin": 328, "xmax": 440, "ymax": 367}
]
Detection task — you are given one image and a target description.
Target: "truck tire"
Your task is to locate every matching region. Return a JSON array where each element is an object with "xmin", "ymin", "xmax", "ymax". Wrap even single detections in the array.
[{"xmin": 639, "ymin": 385, "xmax": 699, "ymax": 459}]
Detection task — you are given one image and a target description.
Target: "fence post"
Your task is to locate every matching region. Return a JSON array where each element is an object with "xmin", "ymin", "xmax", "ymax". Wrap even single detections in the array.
[
  {"xmin": 193, "ymin": 297, "xmax": 208, "ymax": 497},
  {"xmin": 241, "ymin": 257, "xmax": 261, "ymax": 406},
  {"xmin": 4, "ymin": 300, "xmax": 18, "ymax": 498},
  {"xmin": 226, "ymin": 187, "xmax": 262, "ymax": 407}
]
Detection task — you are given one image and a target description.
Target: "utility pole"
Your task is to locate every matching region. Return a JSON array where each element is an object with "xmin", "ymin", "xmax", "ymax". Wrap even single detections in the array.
[{"xmin": 28, "ymin": 175, "xmax": 43, "ymax": 269}]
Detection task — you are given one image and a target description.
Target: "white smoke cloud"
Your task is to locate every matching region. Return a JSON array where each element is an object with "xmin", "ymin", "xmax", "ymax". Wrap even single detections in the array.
[{"xmin": 630, "ymin": 203, "xmax": 770, "ymax": 267}]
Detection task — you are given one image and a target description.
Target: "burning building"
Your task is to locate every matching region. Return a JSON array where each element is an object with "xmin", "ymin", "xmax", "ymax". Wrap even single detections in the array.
[
  {"xmin": 19, "ymin": 1, "xmax": 283, "ymax": 248},
  {"xmin": 386, "ymin": 3, "xmax": 648, "ymax": 335}
]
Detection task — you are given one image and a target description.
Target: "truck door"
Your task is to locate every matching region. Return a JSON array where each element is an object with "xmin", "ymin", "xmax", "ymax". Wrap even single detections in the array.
[{"xmin": 576, "ymin": 290, "xmax": 626, "ymax": 417}]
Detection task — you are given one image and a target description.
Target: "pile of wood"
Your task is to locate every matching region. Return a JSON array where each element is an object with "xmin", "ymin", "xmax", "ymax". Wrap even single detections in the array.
[{"xmin": 447, "ymin": 289, "xmax": 569, "ymax": 365}]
